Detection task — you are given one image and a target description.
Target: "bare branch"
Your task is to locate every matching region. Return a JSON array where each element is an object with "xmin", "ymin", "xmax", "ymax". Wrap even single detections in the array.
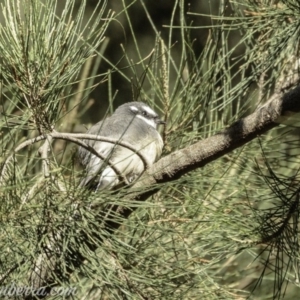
[
  {"xmin": 49, "ymin": 133, "xmax": 131, "ymax": 185},
  {"xmin": 133, "ymin": 85, "xmax": 300, "ymax": 193},
  {"xmin": 0, "ymin": 132, "xmax": 151, "ymax": 186},
  {"xmin": 51, "ymin": 132, "xmax": 151, "ymax": 169}
]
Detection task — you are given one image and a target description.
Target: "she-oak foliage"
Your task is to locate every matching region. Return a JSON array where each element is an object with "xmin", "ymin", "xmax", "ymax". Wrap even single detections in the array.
[{"xmin": 1, "ymin": 0, "xmax": 300, "ymax": 299}]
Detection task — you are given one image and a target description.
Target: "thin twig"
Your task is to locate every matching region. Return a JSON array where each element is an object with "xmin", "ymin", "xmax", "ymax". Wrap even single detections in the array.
[
  {"xmin": 49, "ymin": 132, "xmax": 151, "ymax": 168},
  {"xmin": 0, "ymin": 132, "xmax": 151, "ymax": 186},
  {"xmin": 51, "ymin": 133, "xmax": 129, "ymax": 185}
]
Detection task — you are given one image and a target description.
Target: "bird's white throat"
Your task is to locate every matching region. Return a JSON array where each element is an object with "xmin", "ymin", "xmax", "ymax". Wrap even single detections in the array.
[{"xmin": 136, "ymin": 114, "xmax": 157, "ymax": 128}]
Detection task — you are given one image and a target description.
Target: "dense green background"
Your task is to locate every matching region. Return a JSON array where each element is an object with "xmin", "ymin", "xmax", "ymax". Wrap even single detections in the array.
[{"xmin": 1, "ymin": 0, "xmax": 300, "ymax": 299}]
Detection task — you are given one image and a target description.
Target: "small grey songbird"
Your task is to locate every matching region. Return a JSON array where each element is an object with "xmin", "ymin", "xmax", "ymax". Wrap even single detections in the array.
[{"xmin": 78, "ymin": 102, "xmax": 165, "ymax": 190}]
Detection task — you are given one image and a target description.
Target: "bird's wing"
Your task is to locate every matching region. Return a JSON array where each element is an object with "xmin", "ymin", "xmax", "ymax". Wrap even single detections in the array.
[
  {"xmin": 78, "ymin": 119, "xmax": 117, "ymax": 187},
  {"xmin": 79, "ymin": 142, "xmax": 116, "ymax": 187}
]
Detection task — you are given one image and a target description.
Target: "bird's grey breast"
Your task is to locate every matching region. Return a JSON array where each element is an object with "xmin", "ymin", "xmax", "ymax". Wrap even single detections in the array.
[{"xmin": 78, "ymin": 109, "xmax": 163, "ymax": 188}]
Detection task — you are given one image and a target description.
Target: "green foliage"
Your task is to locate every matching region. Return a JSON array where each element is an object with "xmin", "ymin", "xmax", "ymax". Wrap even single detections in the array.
[{"xmin": 1, "ymin": 0, "xmax": 300, "ymax": 299}]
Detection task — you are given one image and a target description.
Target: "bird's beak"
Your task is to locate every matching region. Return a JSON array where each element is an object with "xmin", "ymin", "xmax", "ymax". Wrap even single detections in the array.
[{"xmin": 156, "ymin": 118, "xmax": 166, "ymax": 125}]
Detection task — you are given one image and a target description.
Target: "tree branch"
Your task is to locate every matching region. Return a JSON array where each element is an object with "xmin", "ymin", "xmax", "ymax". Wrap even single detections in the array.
[
  {"xmin": 0, "ymin": 132, "xmax": 151, "ymax": 186},
  {"xmin": 13, "ymin": 83, "xmax": 300, "ymax": 297},
  {"xmin": 126, "ymin": 85, "xmax": 300, "ymax": 208}
]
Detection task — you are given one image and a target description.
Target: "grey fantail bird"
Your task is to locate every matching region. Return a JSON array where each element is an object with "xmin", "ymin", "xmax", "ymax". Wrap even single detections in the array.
[{"xmin": 78, "ymin": 102, "xmax": 165, "ymax": 190}]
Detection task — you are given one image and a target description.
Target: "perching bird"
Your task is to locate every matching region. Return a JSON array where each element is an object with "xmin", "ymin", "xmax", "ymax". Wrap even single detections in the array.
[{"xmin": 78, "ymin": 102, "xmax": 165, "ymax": 190}]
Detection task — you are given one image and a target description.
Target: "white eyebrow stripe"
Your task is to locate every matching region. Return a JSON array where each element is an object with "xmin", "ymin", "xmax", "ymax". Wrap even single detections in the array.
[
  {"xmin": 130, "ymin": 106, "xmax": 139, "ymax": 112},
  {"xmin": 142, "ymin": 106, "xmax": 156, "ymax": 116}
]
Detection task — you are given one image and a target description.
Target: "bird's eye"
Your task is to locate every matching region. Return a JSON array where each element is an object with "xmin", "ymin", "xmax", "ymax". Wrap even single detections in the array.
[{"xmin": 142, "ymin": 111, "xmax": 147, "ymax": 116}]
